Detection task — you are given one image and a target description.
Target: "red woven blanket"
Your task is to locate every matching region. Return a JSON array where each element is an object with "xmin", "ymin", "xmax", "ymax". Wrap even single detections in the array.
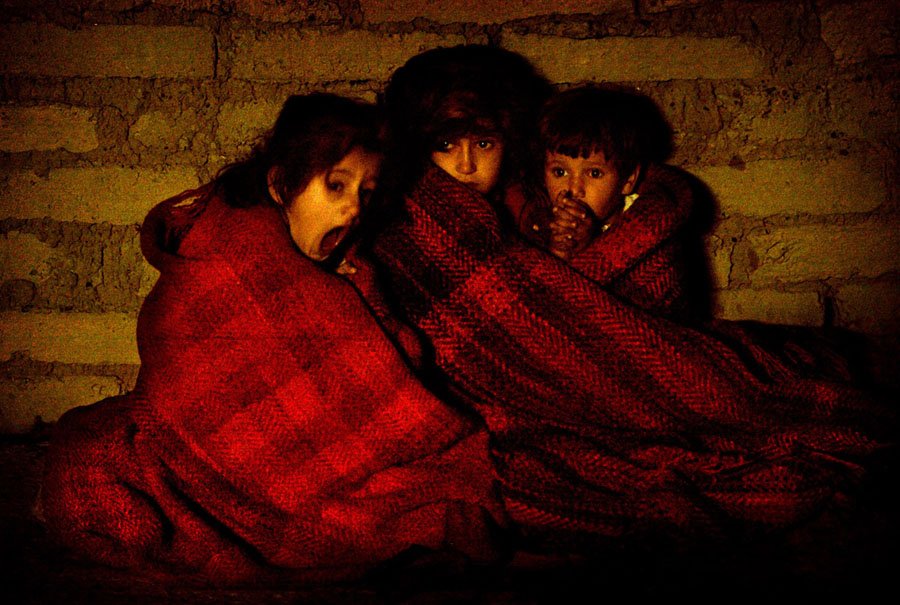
[
  {"xmin": 41, "ymin": 189, "xmax": 503, "ymax": 582},
  {"xmin": 372, "ymin": 166, "xmax": 894, "ymax": 545},
  {"xmin": 567, "ymin": 164, "xmax": 693, "ymax": 319}
]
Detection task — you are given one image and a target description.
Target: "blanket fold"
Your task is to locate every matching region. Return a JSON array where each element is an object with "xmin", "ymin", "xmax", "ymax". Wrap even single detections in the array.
[
  {"xmin": 41, "ymin": 188, "xmax": 504, "ymax": 582},
  {"xmin": 568, "ymin": 164, "xmax": 693, "ymax": 318},
  {"xmin": 371, "ymin": 165, "xmax": 894, "ymax": 545}
]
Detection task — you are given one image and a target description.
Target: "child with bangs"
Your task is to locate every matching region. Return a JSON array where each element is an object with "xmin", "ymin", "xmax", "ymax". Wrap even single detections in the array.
[
  {"xmin": 519, "ymin": 85, "xmax": 700, "ymax": 320},
  {"xmin": 373, "ymin": 73, "xmax": 896, "ymax": 557},
  {"xmin": 537, "ymin": 86, "xmax": 645, "ymax": 258},
  {"xmin": 40, "ymin": 93, "xmax": 505, "ymax": 581},
  {"xmin": 381, "ymin": 44, "xmax": 551, "ymax": 230}
]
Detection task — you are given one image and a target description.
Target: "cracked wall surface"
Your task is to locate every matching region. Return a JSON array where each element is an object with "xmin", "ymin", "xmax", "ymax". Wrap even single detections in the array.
[{"xmin": 1, "ymin": 0, "xmax": 898, "ymax": 431}]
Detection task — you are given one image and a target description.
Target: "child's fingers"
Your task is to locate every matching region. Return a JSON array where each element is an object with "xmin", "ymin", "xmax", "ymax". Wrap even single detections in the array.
[
  {"xmin": 555, "ymin": 195, "xmax": 595, "ymax": 214},
  {"xmin": 572, "ymin": 220, "xmax": 594, "ymax": 239},
  {"xmin": 548, "ymin": 200, "xmax": 598, "ymax": 257},
  {"xmin": 335, "ymin": 259, "xmax": 358, "ymax": 275},
  {"xmin": 567, "ymin": 197, "xmax": 597, "ymax": 218},
  {"xmin": 550, "ymin": 217, "xmax": 591, "ymax": 240},
  {"xmin": 552, "ymin": 203, "xmax": 588, "ymax": 222},
  {"xmin": 549, "ymin": 221, "xmax": 579, "ymax": 236},
  {"xmin": 550, "ymin": 231, "xmax": 577, "ymax": 250},
  {"xmin": 553, "ymin": 207, "xmax": 595, "ymax": 237},
  {"xmin": 550, "ymin": 207, "xmax": 589, "ymax": 228}
]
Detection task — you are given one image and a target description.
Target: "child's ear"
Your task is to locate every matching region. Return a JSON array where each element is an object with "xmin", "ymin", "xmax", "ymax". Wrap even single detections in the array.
[
  {"xmin": 267, "ymin": 166, "xmax": 284, "ymax": 206},
  {"xmin": 620, "ymin": 165, "xmax": 642, "ymax": 196}
]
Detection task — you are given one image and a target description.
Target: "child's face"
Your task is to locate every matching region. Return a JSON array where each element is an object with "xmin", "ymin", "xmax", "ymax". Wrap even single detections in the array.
[
  {"xmin": 431, "ymin": 134, "xmax": 504, "ymax": 194},
  {"xmin": 544, "ymin": 151, "xmax": 638, "ymax": 221},
  {"xmin": 269, "ymin": 147, "xmax": 381, "ymax": 261}
]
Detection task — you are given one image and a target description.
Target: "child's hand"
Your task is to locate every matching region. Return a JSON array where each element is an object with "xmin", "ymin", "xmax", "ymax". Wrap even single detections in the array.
[
  {"xmin": 334, "ymin": 243, "xmax": 361, "ymax": 276},
  {"xmin": 548, "ymin": 194, "xmax": 597, "ymax": 260},
  {"xmin": 335, "ymin": 258, "xmax": 358, "ymax": 275},
  {"xmin": 517, "ymin": 197, "xmax": 554, "ymax": 248}
]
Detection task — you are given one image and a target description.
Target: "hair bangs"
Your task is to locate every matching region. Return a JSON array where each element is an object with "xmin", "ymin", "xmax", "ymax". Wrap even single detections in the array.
[
  {"xmin": 216, "ymin": 93, "xmax": 383, "ymax": 209},
  {"xmin": 428, "ymin": 116, "xmax": 501, "ymax": 146},
  {"xmin": 546, "ymin": 132, "xmax": 616, "ymax": 162},
  {"xmin": 426, "ymin": 90, "xmax": 503, "ymax": 143}
]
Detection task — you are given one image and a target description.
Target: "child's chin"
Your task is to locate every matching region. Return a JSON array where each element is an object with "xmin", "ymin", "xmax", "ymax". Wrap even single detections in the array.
[{"xmin": 462, "ymin": 181, "xmax": 491, "ymax": 195}]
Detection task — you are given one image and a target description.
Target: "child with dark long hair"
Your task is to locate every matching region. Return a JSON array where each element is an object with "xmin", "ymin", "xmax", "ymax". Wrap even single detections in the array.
[
  {"xmin": 213, "ymin": 93, "xmax": 381, "ymax": 265},
  {"xmin": 40, "ymin": 93, "xmax": 503, "ymax": 583},
  {"xmin": 381, "ymin": 44, "xmax": 551, "ymax": 229}
]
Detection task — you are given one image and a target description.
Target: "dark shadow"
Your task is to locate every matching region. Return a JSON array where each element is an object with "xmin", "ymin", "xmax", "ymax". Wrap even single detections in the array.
[{"xmin": 678, "ymin": 169, "xmax": 718, "ymax": 323}]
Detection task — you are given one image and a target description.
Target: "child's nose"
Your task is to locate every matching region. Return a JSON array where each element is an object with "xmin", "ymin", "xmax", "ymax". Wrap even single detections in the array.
[
  {"xmin": 456, "ymin": 142, "xmax": 476, "ymax": 175},
  {"xmin": 343, "ymin": 196, "xmax": 361, "ymax": 220},
  {"xmin": 568, "ymin": 175, "xmax": 585, "ymax": 198}
]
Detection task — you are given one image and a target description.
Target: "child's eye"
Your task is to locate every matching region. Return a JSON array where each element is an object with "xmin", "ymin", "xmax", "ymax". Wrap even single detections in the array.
[
  {"xmin": 550, "ymin": 167, "xmax": 566, "ymax": 178},
  {"xmin": 476, "ymin": 139, "xmax": 494, "ymax": 150},
  {"xmin": 434, "ymin": 140, "xmax": 453, "ymax": 152},
  {"xmin": 589, "ymin": 169, "xmax": 603, "ymax": 178},
  {"xmin": 328, "ymin": 180, "xmax": 345, "ymax": 193}
]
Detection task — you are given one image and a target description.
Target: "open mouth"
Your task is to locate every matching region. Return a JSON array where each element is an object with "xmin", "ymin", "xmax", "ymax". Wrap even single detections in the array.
[{"xmin": 318, "ymin": 226, "xmax": 348, "ymax": 259}]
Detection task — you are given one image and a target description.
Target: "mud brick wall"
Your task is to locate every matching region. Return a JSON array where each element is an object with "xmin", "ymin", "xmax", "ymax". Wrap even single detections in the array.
[{"xmin": 1, "ymin": 0, "xmax": 897, "ymax": 432}]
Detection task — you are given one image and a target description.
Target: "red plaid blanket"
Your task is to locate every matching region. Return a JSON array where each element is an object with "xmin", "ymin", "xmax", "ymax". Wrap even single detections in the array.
[
  {"xmin": 372, "ymin": 166, "xmax": 894, "ymax": 545},
  {"xmin": 41, "ymin": 188, "xmax": 503, "ymax": 582},
  {"xmin": 567, "ymin": 164, "xmax": 693, "ymax": 319}
]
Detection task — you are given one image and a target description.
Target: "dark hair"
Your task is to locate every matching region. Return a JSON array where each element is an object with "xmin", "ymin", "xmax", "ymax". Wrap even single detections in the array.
[
  {"xmin": 382, "ymin": 45, "xmax": 551, "ymax": 197},
  {"xmin": 539, "ymin": 85, "xmax": 673, "ymax": 180},
  {"xmin": 215, "ymin": 93, "xmax": 383, "ymax": 208}
]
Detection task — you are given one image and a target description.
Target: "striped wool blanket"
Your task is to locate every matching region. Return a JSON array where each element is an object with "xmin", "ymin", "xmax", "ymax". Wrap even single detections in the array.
[
  {"xmin": 41, "ymin": 188, "xmax": 503, "ymax": 582},
  {"xmin": 372, "ymin": 165, "xmax": 894, "ymax": 546}
]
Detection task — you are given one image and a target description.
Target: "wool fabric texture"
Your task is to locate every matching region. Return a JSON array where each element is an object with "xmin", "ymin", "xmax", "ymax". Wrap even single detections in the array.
[
  {"xmin": 40, "ymin": 187, "xmax": 504, "ymax": 582},
  {"xmin": 372, "ymin": 165, "xmax": 893, "ymax": 546}
]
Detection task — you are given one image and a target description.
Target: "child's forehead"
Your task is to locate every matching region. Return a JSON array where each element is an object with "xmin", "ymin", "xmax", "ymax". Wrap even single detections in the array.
[
  {"xmin": 431, "ymin": 118, "xmax": 502, "ymax": 141},
  {"xmin": 546, "ymin": 148, "xmax": 614, "ymax": 165}
]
